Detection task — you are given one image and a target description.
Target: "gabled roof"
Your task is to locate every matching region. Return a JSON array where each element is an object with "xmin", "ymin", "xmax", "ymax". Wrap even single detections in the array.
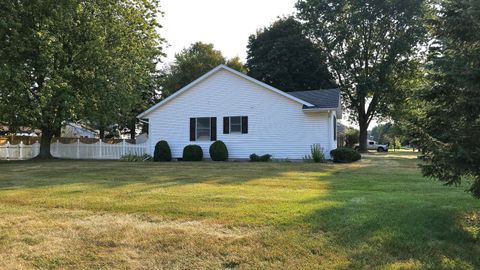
[
  {"xmin": 138, "ymin": 65, "xmax": 316, "ymax": 118},
  {"xmin": 288, "ymin": 89, "xmax": 340, "ymax": 109}
]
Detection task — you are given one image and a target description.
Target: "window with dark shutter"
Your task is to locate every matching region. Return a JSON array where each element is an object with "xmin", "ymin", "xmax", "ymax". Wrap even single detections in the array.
[
  {"xmin": 241, "ymin": 116, "xmax": 248, "ymax": 134},
  {"xmin": 210, "ymin": 117, "xmax": 217, "ymax": 141},
  {"xmin": 223, "ymin": 117, "xmax": 229, "ymax": 134},
  {"xmin": 190, "ymin": 118, "xmax": 196, "ymax": 141},
  {"xmin": 196, "ymin": 117, "xmax": 211, "ymax": 141},
  {"xmin": 230, "ymin": 116, "xmax": 241, "ymax": 133}
]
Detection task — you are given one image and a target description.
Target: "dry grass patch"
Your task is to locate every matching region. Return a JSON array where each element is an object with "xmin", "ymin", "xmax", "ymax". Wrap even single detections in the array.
[
  {"xmin": 0, "ymin": 207, "xmax": 265, "ymax": 269},
  {"xmin": 0, "ymin": 152, "xmax": 479, "ymax": 269}
]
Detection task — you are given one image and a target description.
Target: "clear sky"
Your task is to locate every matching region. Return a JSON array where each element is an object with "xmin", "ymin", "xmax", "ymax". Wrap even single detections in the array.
[
  {"xmin": 158, "ymin": 0, "xmax": 377, "ymax": 128},
  {"xmin": 159, "ymin": 0, "xmax": 298, "ymax": 62}
]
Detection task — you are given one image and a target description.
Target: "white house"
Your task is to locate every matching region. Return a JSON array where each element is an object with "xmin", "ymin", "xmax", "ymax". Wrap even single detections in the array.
[
  {"xmin": 138, "ymin": 65, "xmax": 341, "ymax": 160},
  {"xmin": 61, "ymin": 122, "xmax": 98, "ymax": 138}
]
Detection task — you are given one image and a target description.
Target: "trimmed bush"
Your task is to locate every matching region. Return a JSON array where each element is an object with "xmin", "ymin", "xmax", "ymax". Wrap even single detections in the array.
[
  {"xmin": 330, "ymin": 147, "xmax": 361, "ymax": 163},
  {"xmin": 183, "ymin": 144, "xmax": 203, "ymax": 161},
  {"xmin": 153, "ymin": 140, "xmax": 172, "ymax": 162},
  {"xmin": 209, "ymin": 140, "xmax": 228, "ymax": 161},
  {"xmin": 249, "ymin": 153, "xmax": 272, "ymax": 162}
]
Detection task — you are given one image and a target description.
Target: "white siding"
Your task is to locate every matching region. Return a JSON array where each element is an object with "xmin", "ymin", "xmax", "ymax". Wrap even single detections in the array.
[{"xmin": 147, "ymin": 70, "xmax": 335, "ymax": 159}]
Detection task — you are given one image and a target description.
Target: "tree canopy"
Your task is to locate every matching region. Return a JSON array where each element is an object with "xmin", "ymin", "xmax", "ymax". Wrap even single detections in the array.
[
  {"xmin": 296, "ymin": 0, "xmax": 428, "ymax": 151},
  {"xmin": 0, "ymin": 0, "xmax": 164, "ymax": 158},
  {"xmin": 407, "ymin": 0, "xmax": 480, "ymax": 198},
  {"xmin": 246, "ymin": 17, "xmax": 335, "ymax": 91},
  {"xmin": 160, "ymin": 42, "xmax": 247, "ymax": 98}
]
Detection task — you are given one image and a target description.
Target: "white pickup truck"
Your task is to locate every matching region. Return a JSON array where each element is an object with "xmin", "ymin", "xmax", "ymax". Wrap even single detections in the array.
[{"xmin": 354, "ymin": 140, "xmax": 389, "ymax": 152}]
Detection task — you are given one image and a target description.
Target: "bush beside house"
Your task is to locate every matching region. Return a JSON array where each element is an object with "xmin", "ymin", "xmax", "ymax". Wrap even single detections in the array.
[
  {"xmin": 154, "ymin": 140, "xmax": 172, "ymax": 162},
  {"xmin": 209, "ymin": 141, "xmax": 228, "ymax": 161},
  {"xmin": 183, "ymin": 145, "xmax": 203, "ymax": 161},
  {"xmin": 250, "ymin": 153, "xmax": 272, "ymax": 162},
  {"xmin": 330, "ymin": 148, "xmax": 361, "ymax": 163}
]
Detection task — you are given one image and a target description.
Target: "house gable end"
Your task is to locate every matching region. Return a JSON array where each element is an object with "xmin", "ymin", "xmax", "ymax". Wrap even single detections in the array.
[{"xmin": 137, "ymin": 65, "xmax": 314, "ymax": 118}]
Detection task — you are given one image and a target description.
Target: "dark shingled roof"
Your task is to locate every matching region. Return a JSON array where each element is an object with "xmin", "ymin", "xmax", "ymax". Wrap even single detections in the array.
[{"xmin": 288, "ymin": 88, "xmax": 340, "ymax": 109}]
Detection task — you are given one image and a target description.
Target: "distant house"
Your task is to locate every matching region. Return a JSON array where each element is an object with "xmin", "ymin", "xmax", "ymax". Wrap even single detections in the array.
[
  {"xmin": 0, "ymin": 125, "xmax": 41, "ymax": 137},
  {"xmin": 138, "ymin": 65, "xmax": 341, "ymax": 159},
  {"xmin": 61, "ymin": 122, "xmax": 98, "ymax": 138}
]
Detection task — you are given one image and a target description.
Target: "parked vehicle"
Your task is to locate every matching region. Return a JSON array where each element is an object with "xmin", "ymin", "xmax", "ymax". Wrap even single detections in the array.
[{"xmin": 354, "ymin": 140, "xmax": 389, "ymax": 152}]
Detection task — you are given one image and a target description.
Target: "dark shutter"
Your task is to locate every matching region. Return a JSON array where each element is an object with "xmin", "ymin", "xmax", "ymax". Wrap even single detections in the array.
[
  {"xmin": 190, "ymin": 118, "xmax": 196, "ymax": 141},
  {"xmin": 241, "ymin": 116, "xmax": 248, "ymax": 134},
  {"xmin": 223, "ymin": 117, "xmax": 229, "ymax": 134},
  {"xmin": 211, "ymin": 117, "xmax": 217, "ymax": 141}
]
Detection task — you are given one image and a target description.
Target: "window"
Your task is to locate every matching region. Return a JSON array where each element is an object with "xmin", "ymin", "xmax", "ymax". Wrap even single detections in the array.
[
  {"xmin": 369, "ymin": 141, "xmax": 375, "ymax": 145},
  {"xmin": 333, "ymin": 115, "xmax": 337, "ymax": 141},
  {"xmin": 196, "ymin": 117, "xmax": 211, "ymax": 140},
  {"xmin": 223, "ymin": 116, "xmax": 248, "ymax": 134},
  {"xmin": 230, "ymin": 116, "xmax": 241, "ymax": 133}
]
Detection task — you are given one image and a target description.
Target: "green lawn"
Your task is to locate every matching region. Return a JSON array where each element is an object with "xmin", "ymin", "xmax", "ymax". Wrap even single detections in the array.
[{"xmin": 0, "ymin": 152, "xmax": 478, "ymax": 269}]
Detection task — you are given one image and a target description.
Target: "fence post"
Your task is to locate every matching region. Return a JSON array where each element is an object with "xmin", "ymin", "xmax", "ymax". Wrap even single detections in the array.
[
  {"xmin": 122, "ymin": 139, "xmax": 126, "ymax": 157},
  {"xmin": 19, "ymin": 141, "xmax": 24, "ymax": 160},
  {"xmin": 6, "ymin": 141, "xmax": 10, "ymax": 160},
  {"xmin": 76, "ymin": 138, "xmax": 80, "ymax": 159}
]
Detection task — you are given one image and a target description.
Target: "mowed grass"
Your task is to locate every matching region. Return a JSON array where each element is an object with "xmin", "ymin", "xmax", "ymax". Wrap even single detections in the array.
[{"xmin": 0, "ymin": 152, "xmax": 478, "ymax": 269}]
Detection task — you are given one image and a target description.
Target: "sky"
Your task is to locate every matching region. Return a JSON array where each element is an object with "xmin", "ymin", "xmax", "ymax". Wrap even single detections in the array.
[
  {"xmin": 159, "ymin": 0, "xmax": 298, "ymax": 63},
  {"xmin": 158, "ymin": 0, "xmax": 376, "ymax": 128}
]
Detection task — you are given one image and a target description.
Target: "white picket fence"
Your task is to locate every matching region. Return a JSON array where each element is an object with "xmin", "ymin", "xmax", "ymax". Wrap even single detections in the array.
[{"xmin": 0, "ymin": 139, "xmax": 149, "ymax": 160}]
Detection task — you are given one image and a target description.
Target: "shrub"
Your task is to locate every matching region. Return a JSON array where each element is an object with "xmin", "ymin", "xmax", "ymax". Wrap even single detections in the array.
[
  {"xmin": 303, "ymin": 144, "xmax": 326, "ymax": 163},
  {"xmin": 249, "ymin": 153, "xmax": 272, "ymax": 162},
  {"xmin": 153, "ymin": 140, "xmax": 172, "ymax": 162},
  {"xmin": 183, "ymin": 145, "xmax": 203, "ymax": 161},
  {"xmin": 120, "ymin": 154, "xmax": 152, "ymax": 162},
  {"xmin": 209, "ymin": 140, "xmax": 228, "ymax": 161},
  {"xmin": 330, "ymin": 147, "xmax": 361, "ymax": 163},
  {"xmin": 345, "ymin": 128, "xmax": 360, "ymax": 148}
]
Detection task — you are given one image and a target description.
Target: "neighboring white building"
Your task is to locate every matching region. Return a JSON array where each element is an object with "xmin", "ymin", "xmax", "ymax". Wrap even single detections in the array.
[
  {"xmin": 138, "ymin": 65, "xmax": 341, "ymax": 159},
  {"xmin": 62, "ymin": 122, "xmax": 98, "ymax": 138}
]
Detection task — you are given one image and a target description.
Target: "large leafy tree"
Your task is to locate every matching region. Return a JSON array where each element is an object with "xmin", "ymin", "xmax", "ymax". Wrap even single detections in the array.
[
  {"xmin": 160, "ymin": 42, "xmax": 246, "ymax": 98},
  {"xmin": 0, "ymin": 0, "xmax": 163, "ymax": 157},
  {"xmin": 246, "ymin": 17, "xmax": 335, "ymax": 91},
  {"xmin": 296, "ymin": 0, "xmax": 428, "ymax": 151},
  {"xmin": 410, "ymin": 0, "xmax": 480, "ymax": 198}
]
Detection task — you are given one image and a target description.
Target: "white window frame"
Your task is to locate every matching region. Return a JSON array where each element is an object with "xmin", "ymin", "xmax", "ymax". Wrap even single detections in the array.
[
  {"xmin": 196, "ymin": 117, "xmax": 211, "ymax": 141},
  {"xmin": 229, "ymin": 116, "xmax": 242, "ymax": 133}
]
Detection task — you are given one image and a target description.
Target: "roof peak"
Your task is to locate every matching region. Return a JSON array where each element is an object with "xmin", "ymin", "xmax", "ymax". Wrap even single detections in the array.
[{"xmin": 289, "ymin": 88, "xmax": 340, "ymax": 93}]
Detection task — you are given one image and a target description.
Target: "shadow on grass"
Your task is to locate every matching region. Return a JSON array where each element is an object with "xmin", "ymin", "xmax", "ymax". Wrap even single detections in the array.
[
  {"xmin": 1, "ymin": 156, "xmax": 478, "ymax": 269},
  {"xmin": 302, "ymin": 159, "xmax": 480, "ymax": 269},
  {"xmin": 0, "ymin": 159, "xmax": 333, "ymax": 190}
]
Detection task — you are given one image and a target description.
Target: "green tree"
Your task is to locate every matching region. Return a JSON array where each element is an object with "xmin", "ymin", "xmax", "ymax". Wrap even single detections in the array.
[
  {"xmin": 160, "ymin": 42, "xmax": 246, "ymax": 98},
  {"xmin": 0, "ymin": 0, "xmax": 163, "ymax": 158},
  {"xmin": 371, "ymin": 123, "xmax": 390, "ymax": 145},
  {"xmin": 296, "ymin": 0, "xmax": 428, "ymax": 152},
  {"xmin": 226, "ymin": 56, "xmax": 248, "ymax": 74},
  {"xmin": 372, "ymin": 122, "xmax": 413, "ymax": 149},
  {"xmin": 410, "ymin": 0, "xmax": 480, "ymax": 198},
  {"xmin": 345, "ymin": 127, "xmax": 360, "ymax": 148},
  {"xmin": 246, "ymin": 17, "xmax": 335, "ymax": 91}
]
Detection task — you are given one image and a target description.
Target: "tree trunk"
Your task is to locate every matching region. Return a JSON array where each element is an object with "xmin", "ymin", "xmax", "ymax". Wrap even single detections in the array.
[
  {"xmin": 99, "ymin": 127, "xmax": 105, "ymax": 139},
  {"xmin": 53, "ymin": 126, "xmax": 61, "ymax": 137},
  {"xmin": 358, "ymin": 106, "xmax": 369, "ymax": 153},
  {"xmin": 38, "ymin": 127, "xmax": 54, "ymax": 159},
  {"xmin": 129, "ymin": 119, "xmax": 136, "ymax": 140},
  {"xmin": 359, "ymin": 121, "xmax": 368, "ymax": 153}
]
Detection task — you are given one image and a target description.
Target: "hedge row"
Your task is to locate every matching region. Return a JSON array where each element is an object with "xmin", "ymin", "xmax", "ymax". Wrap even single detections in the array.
[{"xmin": 153, "ymin": 140, "xmax": 228, "ymax": 162}]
